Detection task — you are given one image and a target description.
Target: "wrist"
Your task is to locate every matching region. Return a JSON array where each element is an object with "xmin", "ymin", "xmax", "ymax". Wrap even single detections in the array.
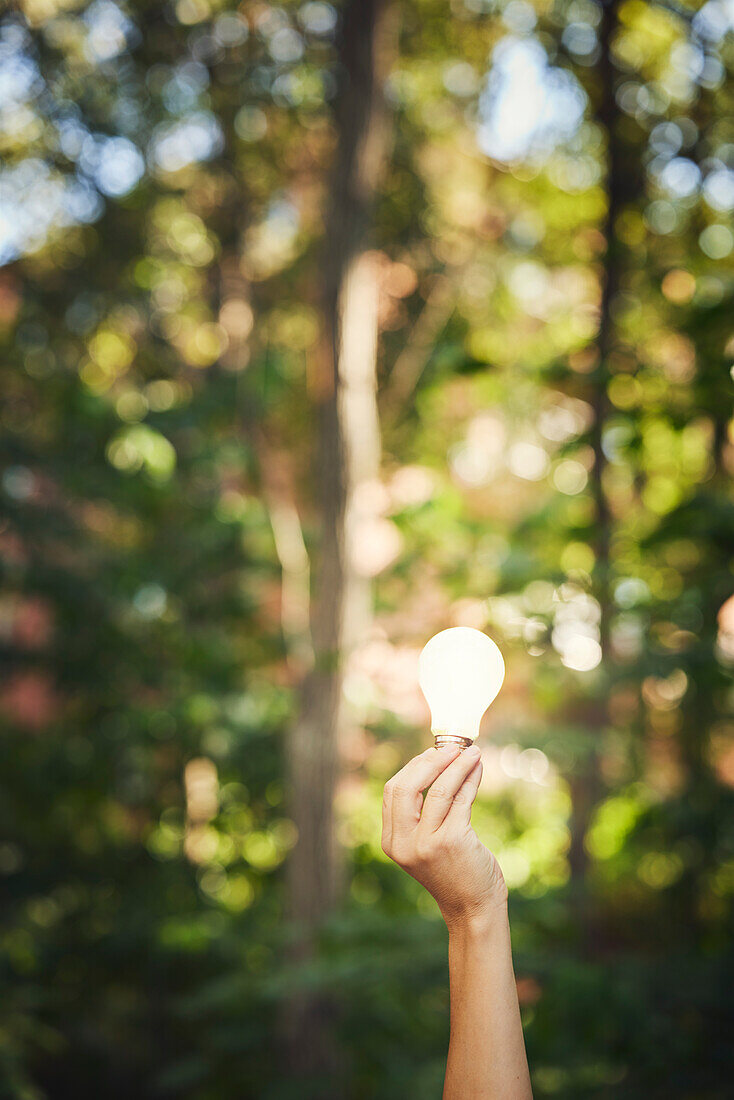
[{"xmin": 443, "ymin": 897, "xmax": 509, "ymax": 940}]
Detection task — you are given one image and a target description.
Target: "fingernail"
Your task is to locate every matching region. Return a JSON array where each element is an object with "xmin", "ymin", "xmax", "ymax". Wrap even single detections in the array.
[
  {"xmin": 467, "ymin": 745, "xmax": 481, "ymax": 757},
  {"xmin": 437, "ymin": 746, "xmax": 459, "ymax": 755}
]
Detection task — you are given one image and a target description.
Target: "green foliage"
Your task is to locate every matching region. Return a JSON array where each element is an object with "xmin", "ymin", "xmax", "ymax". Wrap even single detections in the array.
[{"xmin": 1, "ymin": 0, "xmax": 733, "ymax": 1097}]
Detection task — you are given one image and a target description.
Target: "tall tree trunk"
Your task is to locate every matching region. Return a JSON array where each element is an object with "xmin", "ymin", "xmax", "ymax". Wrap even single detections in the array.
[
  {"xmin": 568, "ymin": 0, "xmax": 621, "ymax": 929},
  {"xmin": 283, "ymin": 0, "xmax": 392, "ymax": 1085}
]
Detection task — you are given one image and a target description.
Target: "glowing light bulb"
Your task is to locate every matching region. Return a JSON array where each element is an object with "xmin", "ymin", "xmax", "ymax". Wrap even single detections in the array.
[{"xmin": 419, "ymin": 627, "xmax": 505, "ymax": 750}]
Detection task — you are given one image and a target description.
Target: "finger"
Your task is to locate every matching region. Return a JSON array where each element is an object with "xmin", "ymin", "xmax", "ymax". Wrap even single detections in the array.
[
  {"xmin": 384, "ymin": 747, "xmax": 449, "ymax": 850},
  {"xmin": 390, "ymin": 746, "xmax": 461, "ymax": 837},
  {"xmin": 443, "ymin": 760, "xmax": 483, "ymax": 830},
  {"xmin": 381, "ymin": 778, "xmax": 394, "ymax": 852},
  {"xmin": 418, "ymin": 746, "xmax": 482, "ymax": 832}
]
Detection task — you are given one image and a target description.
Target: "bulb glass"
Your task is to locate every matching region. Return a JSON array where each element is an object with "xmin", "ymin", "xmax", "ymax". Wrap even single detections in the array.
[{"xmin": 419, "ymin": 627, "xmax": 505, "ymax": 744}]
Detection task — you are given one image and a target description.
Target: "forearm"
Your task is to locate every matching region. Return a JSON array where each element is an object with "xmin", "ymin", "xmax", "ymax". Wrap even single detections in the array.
[{"xmin": 443, "ymin": 906, "xmax": 532, "ymax": 1100}]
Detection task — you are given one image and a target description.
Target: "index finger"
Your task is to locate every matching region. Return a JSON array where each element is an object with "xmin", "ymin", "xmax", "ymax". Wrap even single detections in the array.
[{"xmin": 388, "ymin": 747, "xmax": 461, "ymax": 837}]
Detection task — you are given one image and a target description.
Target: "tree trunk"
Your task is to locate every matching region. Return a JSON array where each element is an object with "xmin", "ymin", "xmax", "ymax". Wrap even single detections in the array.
[
  {"xmin": 567, "ymin": 0, "xmax": 621, "ymax": 932},
  {"xmin": 283, "ymin": 0, "xmax": 392, "ymax": 1085}
]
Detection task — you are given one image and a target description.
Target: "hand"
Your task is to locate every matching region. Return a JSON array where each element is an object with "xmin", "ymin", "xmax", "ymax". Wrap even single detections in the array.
[{"xmin": 381, "ymin": 745, "xmax": 507, "ymax": 930}]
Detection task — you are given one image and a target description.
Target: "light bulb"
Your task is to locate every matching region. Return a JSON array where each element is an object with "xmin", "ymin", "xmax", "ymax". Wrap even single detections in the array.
[{"xmin": 418, "ymin": 627, "xmax": 505, "ymax": 750}]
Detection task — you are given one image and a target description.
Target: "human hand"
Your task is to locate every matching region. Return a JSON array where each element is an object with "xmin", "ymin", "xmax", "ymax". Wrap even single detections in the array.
[{"xmin": 381, "ymin": 745, "xmax": 507, "ymax": 931}]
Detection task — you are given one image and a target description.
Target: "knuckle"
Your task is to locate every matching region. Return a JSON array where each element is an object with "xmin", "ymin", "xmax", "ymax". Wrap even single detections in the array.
[
  {"xmin": 391, "ymin": 841, "xmax": 414, "ymax": 869},
  {"xmin": 414, "ymin": 838, "xmax": 434, "ymax": 863},
  {"xmin": 426, "ymin": 784, "xmax": 450, "ymax": 801},
  {"xmin": 392, "ymin": 782, "xmax": 412, "ymax": 798},
  {"xmin": 432, "ymin": 832, "xmax": 451, "ymax": 854},
  {"xmin": 390, "ymin": 837, "xmax": 408, "ymax": 858}
]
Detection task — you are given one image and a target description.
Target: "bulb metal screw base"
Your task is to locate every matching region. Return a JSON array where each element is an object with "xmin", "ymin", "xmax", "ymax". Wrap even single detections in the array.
[{"xmin": 433, "ymin": 733, "xmax": 474, "ymax": 751}]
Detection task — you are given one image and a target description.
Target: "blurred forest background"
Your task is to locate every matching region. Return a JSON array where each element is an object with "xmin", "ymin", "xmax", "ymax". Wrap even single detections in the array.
[{"xmin": 1, "ymin": 0, "xmax": 733, "ymax": 1096}]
